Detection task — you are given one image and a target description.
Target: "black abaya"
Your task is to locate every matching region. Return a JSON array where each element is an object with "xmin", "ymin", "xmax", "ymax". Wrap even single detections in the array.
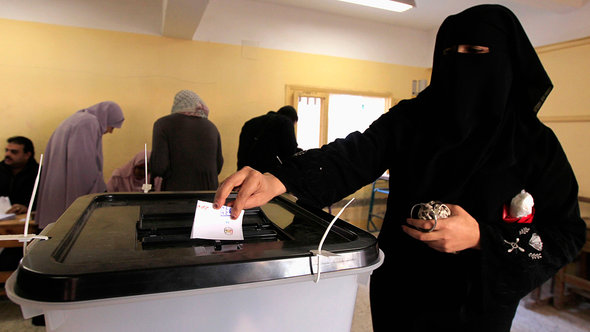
[{"xmin": 271, "ymin": 5, "xmax": 586, "ymax": 331}]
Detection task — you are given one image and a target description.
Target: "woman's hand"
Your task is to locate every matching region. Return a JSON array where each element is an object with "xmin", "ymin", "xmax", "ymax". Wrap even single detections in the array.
[
  {"xmin": 213, "ymin": 166, "xmax": 287, "ymax": 219},
  {"xmin": 402, "ymin": 204, "xmax": 481, "ymax": 253}
]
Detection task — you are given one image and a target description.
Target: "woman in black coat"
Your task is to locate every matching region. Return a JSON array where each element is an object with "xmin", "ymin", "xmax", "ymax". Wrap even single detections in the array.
[{"xmin": 214, "ymin": 5, "xmax": 586, "ymax": 331}]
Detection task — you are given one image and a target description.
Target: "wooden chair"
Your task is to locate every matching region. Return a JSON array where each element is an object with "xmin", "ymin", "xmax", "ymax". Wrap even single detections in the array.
[
  {"xmin": 526, "ymin": 197, "xmax": 590, "ymax": 308},
  {"xmin": 552, "ymin": 215, "xmax": 590, "ymax": 309}
]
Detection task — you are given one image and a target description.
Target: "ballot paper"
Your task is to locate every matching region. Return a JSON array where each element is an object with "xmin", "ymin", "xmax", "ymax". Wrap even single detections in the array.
[
  {"xmin": 0, "ymin": 196, "xmax": 16, "ymax": 220},
  {"xmin": 190, "ymin": 200, "xmax": 244, "ymax": 240},
  {"xmin": 0, "ymin": 196, "xmax": 12, "ymax": 212}
]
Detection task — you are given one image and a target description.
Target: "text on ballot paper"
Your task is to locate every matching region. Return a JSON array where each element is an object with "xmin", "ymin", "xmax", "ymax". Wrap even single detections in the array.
[{"xmin": 191, "ymin": 200, "xmax": 244, "ymax": 240}]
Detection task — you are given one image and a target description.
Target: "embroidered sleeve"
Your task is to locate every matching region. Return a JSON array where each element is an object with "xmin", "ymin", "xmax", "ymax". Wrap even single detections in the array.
[{"xmin": 478, "ymin": 136, "xmax": 586, "ymax": 304}]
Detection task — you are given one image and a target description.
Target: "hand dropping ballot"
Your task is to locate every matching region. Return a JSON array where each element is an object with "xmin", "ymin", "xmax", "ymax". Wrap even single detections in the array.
[{"xmin": 191, "ymin": 200, "xmax": 244, "ymax": 240}]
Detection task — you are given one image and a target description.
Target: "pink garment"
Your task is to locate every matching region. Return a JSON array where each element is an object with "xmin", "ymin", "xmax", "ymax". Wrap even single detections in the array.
[
  {"xmin": 36, "ymin": 101, "xmax": 124, "ymax": 228},
  {"xmin": 107, "ymin": 151, "xmax": 162, "ymax": 192}
]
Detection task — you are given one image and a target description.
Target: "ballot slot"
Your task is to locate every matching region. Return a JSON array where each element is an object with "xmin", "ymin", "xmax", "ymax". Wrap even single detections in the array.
[
  {"xmin": 51, "ymin": 193, "xmax": 357, "ymax": 258},
  {"xmin": 137, "ymin": 202, "xmax": 288, "ymax": 248}
]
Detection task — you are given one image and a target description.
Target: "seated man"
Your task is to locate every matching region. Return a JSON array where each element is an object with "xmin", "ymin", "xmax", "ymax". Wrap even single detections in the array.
[
  {"xmin": 0, "ymin": 136, "xmax": 39, "ymax": 214},
  {"xmin": 0, "ymin": 136, "xmax": 39, "ymax": 301}
]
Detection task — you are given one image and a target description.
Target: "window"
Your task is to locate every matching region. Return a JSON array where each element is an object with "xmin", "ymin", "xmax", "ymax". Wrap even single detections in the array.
[
  {"xmin": 287, "ymin": 86, "xmax": 393, "ymax": 150},
  {"xmin": 296, "ymin": 96, "xmax": 323, "ymax": 150},
  {"xmin": 327, "ymin": 94, "xmax": 387, "ymax": 143}
]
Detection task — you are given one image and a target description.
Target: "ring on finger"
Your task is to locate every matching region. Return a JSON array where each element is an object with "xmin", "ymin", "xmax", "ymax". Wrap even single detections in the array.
[{"xmin": 419, "ymin": 214, "xmax": 437, "ymax": 233}]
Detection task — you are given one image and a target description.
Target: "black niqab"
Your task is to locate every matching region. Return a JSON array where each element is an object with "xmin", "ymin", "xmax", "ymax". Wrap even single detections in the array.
[{"xmin": 400, "ymin": 4, "xmax": 553, "ymax": 203}]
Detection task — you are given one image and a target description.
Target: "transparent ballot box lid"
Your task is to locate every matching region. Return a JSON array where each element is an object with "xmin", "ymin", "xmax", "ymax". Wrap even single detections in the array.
[{"xmin": 13, "ymin": 192, "xmax": 379, "ymax": 302}]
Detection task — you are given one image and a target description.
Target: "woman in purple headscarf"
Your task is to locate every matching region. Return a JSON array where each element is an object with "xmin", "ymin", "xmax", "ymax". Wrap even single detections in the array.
[{"xmin": 36, "ymin": 101, "xmax": 124, "ymax": 229}]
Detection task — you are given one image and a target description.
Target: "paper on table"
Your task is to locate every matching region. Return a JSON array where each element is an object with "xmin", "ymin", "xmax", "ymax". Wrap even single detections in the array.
[
  {"xmin": 0, "ymin": 196, "xmax": 16, "ymax": 220},
  {"xmin": 191, "ymin": 200, "xmax": 244, "ymax": 241},
  {"xmin": 0, "ymin": 196, "xmax": 12, "ymax": 213},
  {"xmin": 0, "ymin": 213, "xmax": 16, "ymax": 221}
]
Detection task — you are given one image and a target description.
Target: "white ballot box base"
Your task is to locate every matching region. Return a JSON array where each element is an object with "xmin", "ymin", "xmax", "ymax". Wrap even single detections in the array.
[{"xmin": 7, "ymin": 251, "xmax": 383, "ymax": 332}]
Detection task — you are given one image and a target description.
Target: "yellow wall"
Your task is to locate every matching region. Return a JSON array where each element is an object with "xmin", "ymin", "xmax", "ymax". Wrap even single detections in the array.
[
  {"xmin": 537, "ymin": 38, "xmax": 590, "ymax": 205},
  {"xmin": 1, "ymin": 18, "xmax": 588, "ymax": 219},
  {"xmin": 0, "ymin": 18, "xmax": 428, "ymax": 185}
]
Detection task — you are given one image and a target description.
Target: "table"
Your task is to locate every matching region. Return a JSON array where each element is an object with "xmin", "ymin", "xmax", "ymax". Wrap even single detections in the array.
[
  {"xmin": 1, "ymin": 214, "xmax": 38, "ymax": 296},
  {"xmin": 0, "ymin": 214, "xmax": 38, "ymax": 247}
]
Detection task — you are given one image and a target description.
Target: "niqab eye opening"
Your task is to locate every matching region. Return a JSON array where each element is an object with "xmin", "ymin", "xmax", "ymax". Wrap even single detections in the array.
[{"xmin": 443, "ymin": 45, "xmax": 490, "ymax": 55}]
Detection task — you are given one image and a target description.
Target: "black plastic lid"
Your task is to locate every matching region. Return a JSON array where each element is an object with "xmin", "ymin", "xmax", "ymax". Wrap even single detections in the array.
[{"xmin": 14, "ymin": 192, "xmax": 379, "ymax": 302}]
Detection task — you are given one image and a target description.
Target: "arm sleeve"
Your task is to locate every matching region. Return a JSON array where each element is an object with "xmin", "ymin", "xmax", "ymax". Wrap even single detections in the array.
[
  {"xmin": 277, "ymin": 119, "xmax": 299, "ymax": 161},
  {"xmin": 236, "ymin": 125, "xmax": 249, "ymax": 170},
  {"xmin": 478, "ymin": 131, "xmax": 586, "ymax": 305},
  {"xmin": 150, "ymin": 120, "xmax": 170, "ymax": 178},
  {"xmin": 64, "ymin": 122, "xmax": 104, "ymax": 206},
  {"xmin": 271, "ymin": 111, "xmax": 395, "ymax": 207},
  {"xmin": 106, "ymin": 176, "xmax": 121, "ymax": 192},
  {"xmin": 216, "ymin": 131, "xmax": 224, "ymax": 174},
  {"xmin": 9, "ymin": 163, "xmax": 38, "ymax": 206}
]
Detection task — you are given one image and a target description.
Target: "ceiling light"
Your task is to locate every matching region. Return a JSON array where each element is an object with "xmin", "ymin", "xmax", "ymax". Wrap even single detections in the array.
[{"xmin": 336, "ymin": 0, "xmax": 416, "ymax": 12}]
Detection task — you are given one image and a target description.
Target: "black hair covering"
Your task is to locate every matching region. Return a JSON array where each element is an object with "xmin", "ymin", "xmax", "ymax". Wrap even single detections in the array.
[
  {"xmin": 431, "ymin": 4, "xmax": 552, "ymax": 112},
  {"xmin": 277, "ymin": 105, "xmax": 299, "ymax": 123},
  {"xmin": 401, "ymin": 4, "xmax": 553, "ymax": 202}
]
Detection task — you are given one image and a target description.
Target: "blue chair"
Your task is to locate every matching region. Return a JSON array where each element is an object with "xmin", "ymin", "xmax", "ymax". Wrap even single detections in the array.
[{"xmin": 367, "ymin": 176, "xmax": 389, "ymax": 232}]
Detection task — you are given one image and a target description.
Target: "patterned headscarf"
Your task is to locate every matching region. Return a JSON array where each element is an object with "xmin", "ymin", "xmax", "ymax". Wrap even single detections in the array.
[{"xmin": 170, "ymin": 90, "xmax": 209, "ymax": 118}]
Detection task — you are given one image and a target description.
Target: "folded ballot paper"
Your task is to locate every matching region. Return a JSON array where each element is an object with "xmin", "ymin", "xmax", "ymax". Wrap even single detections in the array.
[
  {"xmin": 191, "ymin": 200, "xmax": 244, "ymax": 241},
  {"xmin": 0, "ymin": 196, "xmax": 16, "ymax": 221}
]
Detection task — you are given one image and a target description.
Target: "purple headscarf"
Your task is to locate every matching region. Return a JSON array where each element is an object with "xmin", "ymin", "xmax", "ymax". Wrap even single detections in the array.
[{"xmin": 84, "ymin": 101, "xmax": 125, "ymax": 133}]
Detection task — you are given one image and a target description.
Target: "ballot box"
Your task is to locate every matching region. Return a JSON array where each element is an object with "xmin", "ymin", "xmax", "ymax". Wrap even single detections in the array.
[{"xmin": 6, "ymin": 192, "xmax": 383, "ymax": 332}]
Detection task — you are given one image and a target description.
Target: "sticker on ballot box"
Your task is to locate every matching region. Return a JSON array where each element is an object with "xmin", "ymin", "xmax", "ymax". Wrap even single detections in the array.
[{"xmin": 190, "ymin": 200, "xmax": 244, "ymax": 240}]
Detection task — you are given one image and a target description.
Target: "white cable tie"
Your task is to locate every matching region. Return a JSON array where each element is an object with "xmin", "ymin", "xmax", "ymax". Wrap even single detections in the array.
[
  {"xmin": 142, "ymin": 143, "xmax": 152, "ymax": 193},
  {"xmin": 22, "ymin": 153, "xmax": 44, "ymax": 255},
  {"xmin": 0, "ymin": 234, "xmax": 49, "ymax": 242},
  {"xmin": 310, "ymin": 197, "xmax": 355, "ymax": 283}
]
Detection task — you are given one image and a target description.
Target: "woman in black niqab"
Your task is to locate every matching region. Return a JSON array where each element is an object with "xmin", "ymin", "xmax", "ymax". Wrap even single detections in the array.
[
  {"xmin": 404, "ymin": 4, "xmax": 553, "ymax": 202},
  {"xmin": 368, "ymin": 5, "xmax": 584, "ymax": 331},
  {"xmin": 213, "ymin": 4, "xmax": 586, "ymax": 332}
]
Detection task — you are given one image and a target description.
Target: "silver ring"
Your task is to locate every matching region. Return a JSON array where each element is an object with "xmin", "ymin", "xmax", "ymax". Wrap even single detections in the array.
[
  {"xmin": 420, "ymin": 214, "xmax": 437, "ymax": 233},
  {"xmin": 410, "ymin": 201, "xmax": 450, "ymax": 233}
]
